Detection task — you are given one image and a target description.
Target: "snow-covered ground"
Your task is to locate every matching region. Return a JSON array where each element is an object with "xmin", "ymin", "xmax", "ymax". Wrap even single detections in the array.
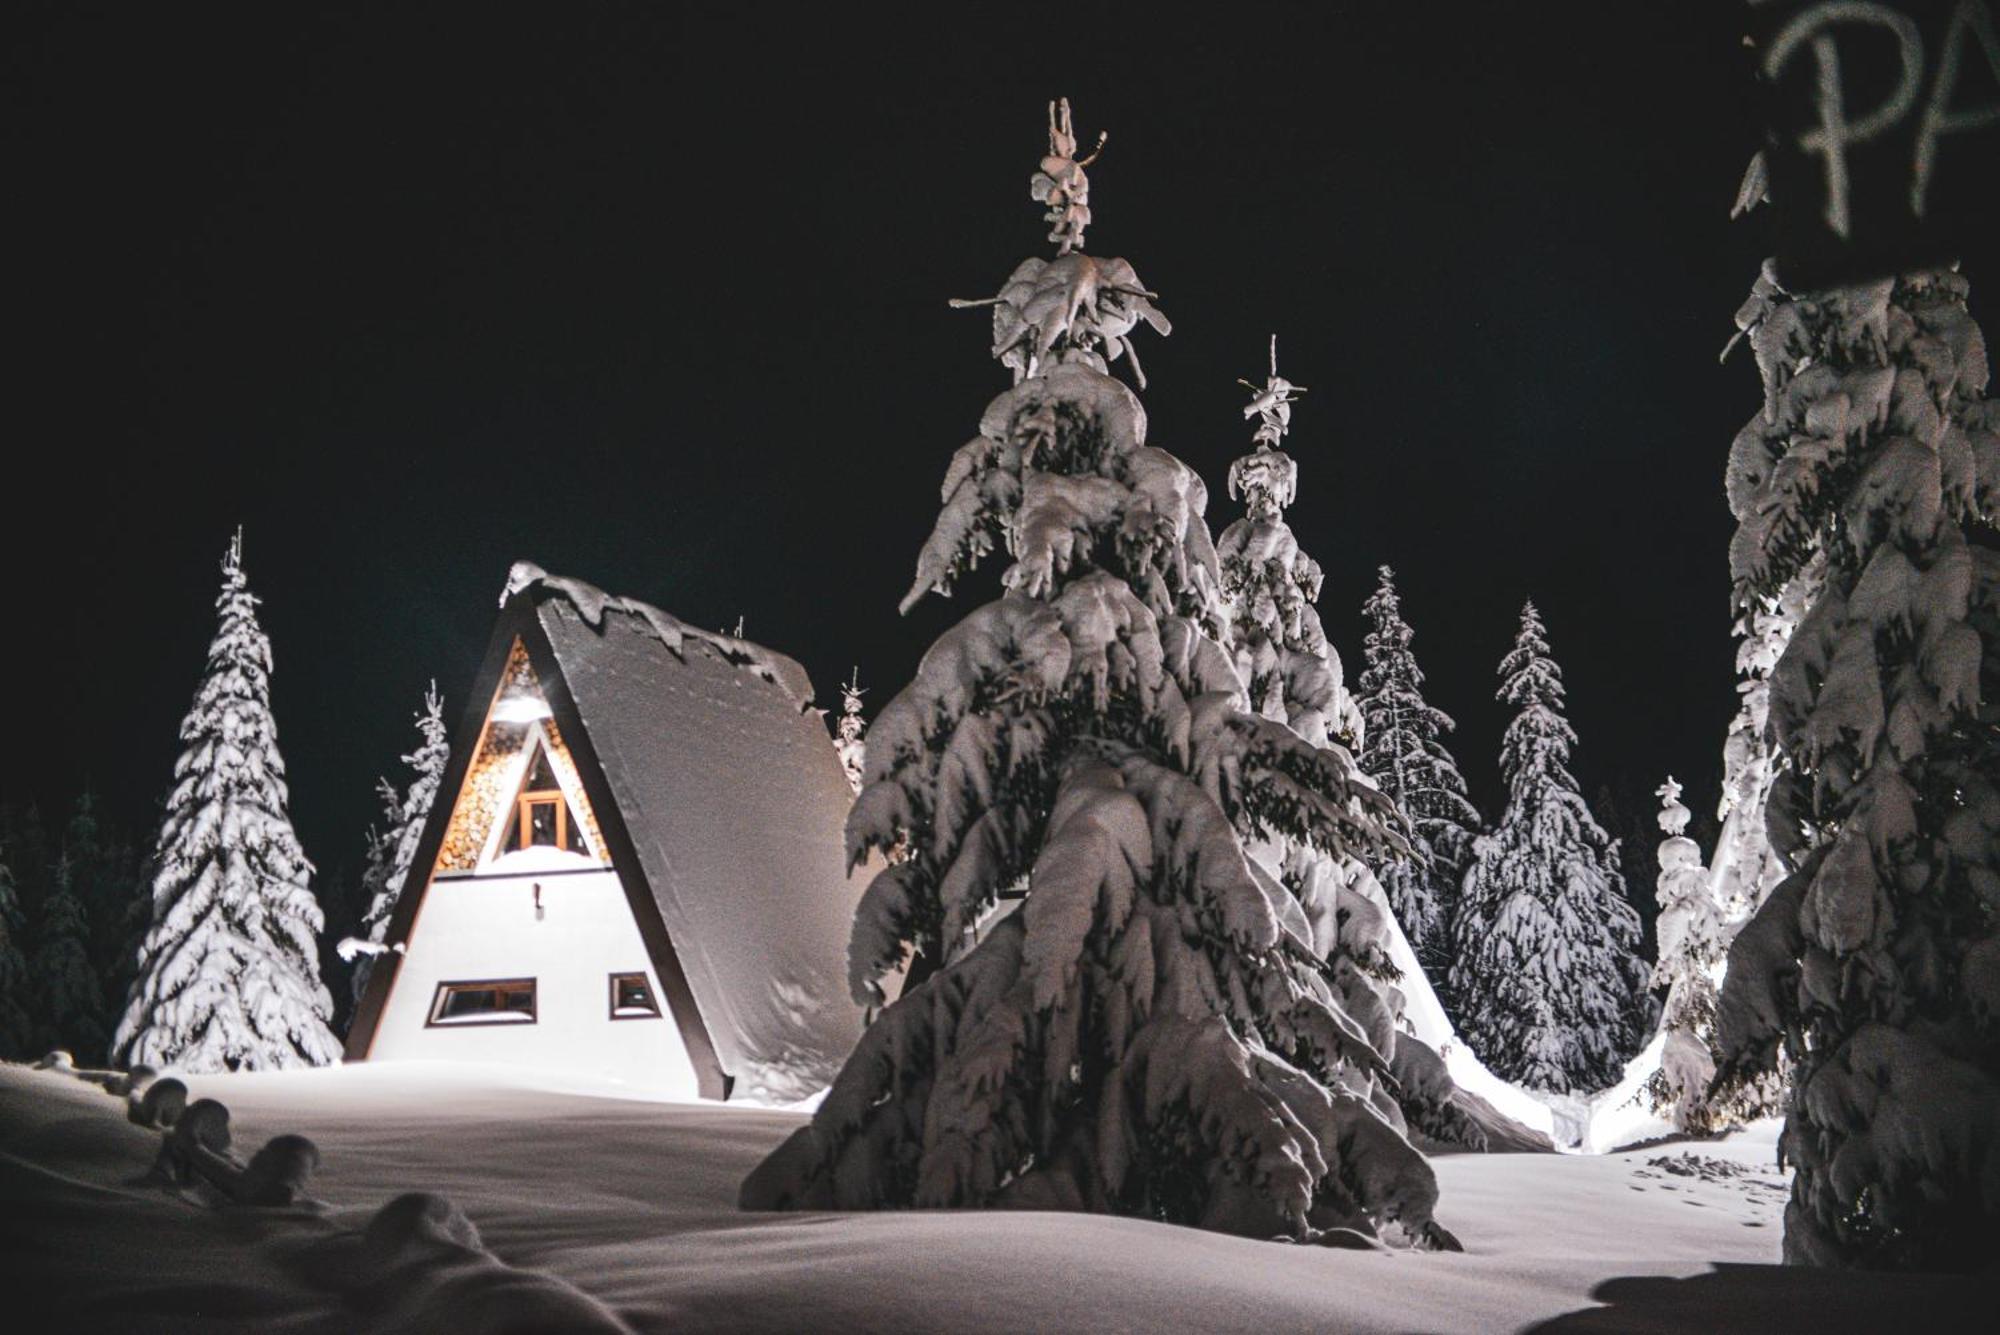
[{"xmin": 0, "ymin": 1061, "xmax": 1982, "ymax": 1333}]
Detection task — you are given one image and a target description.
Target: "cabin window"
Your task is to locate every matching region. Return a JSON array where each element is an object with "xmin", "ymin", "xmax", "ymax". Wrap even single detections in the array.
[
  {"xmin": 609, "ymin": 971, "xmax": 662, "ymax": 1020},
  {"xmin": 428, "ymin": 978, "xmax": 537, "ymax": 1026},
  {"xmin": 503, "ymin": 747, "xmax": 586, "ymax": 855}
]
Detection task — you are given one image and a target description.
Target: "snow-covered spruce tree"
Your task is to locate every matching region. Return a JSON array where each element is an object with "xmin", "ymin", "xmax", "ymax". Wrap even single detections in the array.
[
  {"xmin": 1449, "ymin": 603, "xmax": 1649, "ymax": 1094},
  {"xmin": 1214, "ymin": 343, "xmax": 1479, "ymax": 1148},
  {"xmin": 0, "ymin": 846, "xmax": 34, "ymax": 1060},
  {"xmin": 114, "ymin": 532, "xmax": 340, "ymax": 1071},
  {"xmin": 33, "ymin": 856, "xmax": 110, "ymax": 1061},
  {"xmin": 344, "ymin": 784, "xmax": 398, "ymax": 1009},
  {"xmin": 743, "ymin": 101, "xmax": 1453, "ymax": 1248},
  {"xmin": 834, "ymin": 668, "xmax": 868, "ymax": 796},
  {"xmin": 350, "ymin": 683, "xmax": 449, "ymax": 1005},
  {"xmin": 1216, "ymin": 339, "xmax": 1363, "ymax": 754},
  {"xmin": 1356, "ymin": 566, "xmax": 1482, "ymax": 973},
  {"xmin": 1644, "ymin": 776, "xmax": 1725, "ymax": 1132},
  {"xmin": 1713, "ymin": 256, "xmax": 2000, "ymax": 1269}
]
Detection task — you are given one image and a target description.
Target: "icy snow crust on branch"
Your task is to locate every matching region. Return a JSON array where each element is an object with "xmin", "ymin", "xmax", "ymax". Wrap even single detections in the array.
[
  {"xmin": 115, "ymin": 535, "xmax": 341, "ymax": 1073},
  {"xmin": 1355, "ymin": 566, "xmax": 1482, "ymax": 972},
  {"xmin": 744, "ymin": 106, "xmax": 1452, "ymax": 1249},
  {"xmin": 1450, "ymin": 604, "xmax": 1649, "ymax": 1096},
  {"xmin": 1715, "ymin": 260, "xmax": 2000, "ymax": 1270}
]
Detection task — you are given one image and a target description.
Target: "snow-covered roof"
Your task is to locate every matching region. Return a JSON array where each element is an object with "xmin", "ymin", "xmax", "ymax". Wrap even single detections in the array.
[
  {"xmin": 350, "ymin": 566, "xmax": 867, "ymax": 1104},
  {"xmin": 528, "ymin": 576, "xmax": 865, "ymax": 1103}
]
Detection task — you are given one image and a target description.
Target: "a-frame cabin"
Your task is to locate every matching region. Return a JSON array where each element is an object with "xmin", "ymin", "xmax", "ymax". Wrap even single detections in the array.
[{"xmin": 346, "ymin": 564, "xmax": 870, "ymax": 1103}]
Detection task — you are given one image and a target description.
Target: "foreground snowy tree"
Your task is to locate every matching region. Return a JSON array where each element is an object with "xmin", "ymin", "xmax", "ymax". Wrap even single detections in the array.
[
  {"xmin": 1215, "ymin": 342, "xmax": 1479, "ymax": 1148},
  {"xmin": 0, "ymin": 848, "xmax": 33, "ymax": 1060},
  {"xmin": 834, "ymin": 669, "xmax": 868, "ymax": 796},
  {"xmin": 1644, "ymin": 776, "xmax": 1725, "ymax": 1132},
  {"xmin": 115, "ymin": 532, "xmax": 340, "ymax": 1071},
  {"xmin": 1355, "ymin": 566, "xmax": 1482, "ymax": 973},
  {"xmin": 1450, "ymin": 603, "xmax": 1649, "ymax": 1094},
  {"xmin": 32, "ymin": 857, "xmax": 109, "ymax": 1061},
  {"xmin": 350, "ymin": 683, "xmax": 449, "ymax": 1005},
  {"xmin": 1714, "ymin": 254, "xmax": 2000, "ymax": 1269},
  {"xmin": 744, "ymin": 101, "xmax": 1454, "ymax": 1248}
]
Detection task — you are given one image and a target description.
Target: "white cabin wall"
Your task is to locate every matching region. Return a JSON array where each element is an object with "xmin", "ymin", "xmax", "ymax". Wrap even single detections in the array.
[{"xmin": 370, "ymin": 864, "xmax": 700, "ymax": 1098}]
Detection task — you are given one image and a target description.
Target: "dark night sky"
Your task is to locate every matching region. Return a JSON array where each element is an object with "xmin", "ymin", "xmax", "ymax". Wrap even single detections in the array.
[{"xmin": 8, "ymin": 6, "xmax": 1995, "ymax": 886}]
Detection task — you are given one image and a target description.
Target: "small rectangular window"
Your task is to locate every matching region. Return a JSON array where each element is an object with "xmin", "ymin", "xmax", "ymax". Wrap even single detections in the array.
[
  {"xmin": 609, "ymin": 971, "xmax": 662, "ymax": 1020},
  {"xmin": 428, "ymin": 978, "xmax": 537, "ymax": 1026}
]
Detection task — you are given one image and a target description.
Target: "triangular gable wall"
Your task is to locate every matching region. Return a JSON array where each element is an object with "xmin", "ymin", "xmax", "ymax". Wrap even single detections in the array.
[
  {"xmin": 439, "ymin": 640, "xmax": 609, "ymax": 871},
  {"xmin": 478, "ymin": 725, "xmax": 598, "ymax": 863},
  {"xmin": 346, "ymin": 608, "xmax": 728, "ymax": 1097}
]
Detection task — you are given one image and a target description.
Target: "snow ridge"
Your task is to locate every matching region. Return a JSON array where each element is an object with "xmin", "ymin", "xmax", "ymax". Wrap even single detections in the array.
[
  {"xmin": 33, "ymin": 1056, "xmax": 636, "ymax": 1332},
  {"xmin": 503, "ymin": 561, "xmax": 815, "ymax": 710}
]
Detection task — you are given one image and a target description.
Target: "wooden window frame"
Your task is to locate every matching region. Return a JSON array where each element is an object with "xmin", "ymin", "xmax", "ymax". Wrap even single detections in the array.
[
  {"xmin": 516, "ymin": 788, "xmax": 570, "ymax": 852},
  {"xmin": 608, "ymin": 970, "xmax": 663, "ymax": 1021},
  {"xmin": 426, "ymin": 977, "xmax": 539, "ymax": 1028}
]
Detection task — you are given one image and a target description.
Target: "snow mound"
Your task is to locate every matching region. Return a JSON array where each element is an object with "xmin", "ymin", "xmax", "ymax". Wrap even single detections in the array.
[
  {"xmin": 1376, "ymin": 905, "xmax": 1557, "ymax": 1150},
  {"xmin": 307, "ymin": 1191, "xmax": 636, "ymax": 1334},
  {"xmin": 6, "ymin": 1062, "xmax": 1988, "ymax": 1333},
  {"xmin": 13, "ymin": 1061, "xmax": 639, "ymax": 1332}
]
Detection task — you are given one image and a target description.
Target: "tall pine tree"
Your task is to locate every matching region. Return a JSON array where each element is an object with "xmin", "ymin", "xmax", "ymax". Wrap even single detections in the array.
[
  {"xmin": 350, "ymin": 683, "xmax": 448, "ymax": 1006},
  {"xmin": 115, "ymin": 532, "xmax": 340, "ymax": 1071},
  {"xmin": 1215, "ymin": 338, "xmax": 1363, "ymax": 753},
  {"xmin": 33, "ymin": 856, "xmax": 109, "ymax": 1062},
  {"xmin": 744, "ymin": 101, "xmax": 1452, "ymax": 1248},
  {"xmin": 834, "ymin": 669, "xmax": 867, "ymax": 796},
  {"xmin": 1355, "ymin": 566, "xmax": 1482, "ymax": 974},
  {"xmin": 0, "ymin": 845, "xmax": 33, "ymax": 1060},
  {"xmin": 1450, "ymin": 602, "xmax": 1648, "ymax": 1094},
  {"xmin": 1645, "ymin": 776, "xmax": 1724, "ymax": 1132},
  {"xmin": 1214, "ymin": 341, "xmax": 1476, "ymax": 1147},
  {"xmin": 1714, "ymin": 249, "xmax": 2000, "ymax": 1268}
]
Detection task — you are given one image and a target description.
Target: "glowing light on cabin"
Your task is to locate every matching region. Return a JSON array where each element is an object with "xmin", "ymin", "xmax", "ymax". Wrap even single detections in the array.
[{"xmin": 492, "ymin": 693, "xmax": 553, "ymax": 724}]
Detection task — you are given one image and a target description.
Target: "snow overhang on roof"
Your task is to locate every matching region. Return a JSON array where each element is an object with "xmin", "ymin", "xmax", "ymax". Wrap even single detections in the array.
[{"xmin": 500, "ymin": 562, "xmax": 817, "ymax": 710}]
